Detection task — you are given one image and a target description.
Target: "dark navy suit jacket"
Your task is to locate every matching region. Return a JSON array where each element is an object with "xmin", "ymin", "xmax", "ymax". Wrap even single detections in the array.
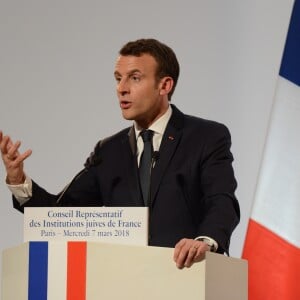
[{"xmin": 13, "ymin": 105, "xmax": 240, "ymax": 253}]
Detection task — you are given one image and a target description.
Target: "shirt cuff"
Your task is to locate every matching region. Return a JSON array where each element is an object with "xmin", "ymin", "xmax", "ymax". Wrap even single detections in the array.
[
  {"xmin": 195, "ymin": 236, "xmax": 218, "ymax": 252},
  {"xmin": 7, "ymin": 174, "xmax": 32, "ymax": 205}
]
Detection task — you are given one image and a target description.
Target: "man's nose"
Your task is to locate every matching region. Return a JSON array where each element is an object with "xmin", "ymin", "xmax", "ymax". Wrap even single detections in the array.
[{"xmin": 117, "ymin": 79, "xmax": 129, "ymax": 95}]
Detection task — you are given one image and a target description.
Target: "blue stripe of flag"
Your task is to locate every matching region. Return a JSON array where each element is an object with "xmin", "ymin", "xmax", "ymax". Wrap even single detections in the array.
[
  {"xmin": 279, "ymin": 0, "xmax": 300, "ymax": 86},
  {"xmin": 28, "ymin": 242, "xmax": 48, "ymax": 300}
]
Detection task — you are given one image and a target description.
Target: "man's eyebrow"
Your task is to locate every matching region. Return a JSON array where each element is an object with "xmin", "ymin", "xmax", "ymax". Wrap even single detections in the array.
[
  {"xmin": 114, "ymin": 70, "xmax": 121, "ymax": 77},
  {"xmin": 127, "ymin": 69, "xmax": 142, "ymax": 75},
  {"xmin": 114, "ymin": 69, "xmax": 142, "ymax": 77}
]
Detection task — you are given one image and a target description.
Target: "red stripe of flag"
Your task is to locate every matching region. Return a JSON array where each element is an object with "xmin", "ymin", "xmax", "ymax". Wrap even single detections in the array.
[
  {"xmin": 242, "ymin": 219, "xmax": 300, "ymax": 300},
  {"xmin": 67, "ymin": 242, "xmax": 87, "ymax": 300}
]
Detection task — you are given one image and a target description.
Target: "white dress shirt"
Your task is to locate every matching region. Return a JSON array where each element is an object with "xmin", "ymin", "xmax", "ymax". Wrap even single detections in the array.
[{"xmin": 135, "ymin": 105, "xmax": 172, "ymax": 165}]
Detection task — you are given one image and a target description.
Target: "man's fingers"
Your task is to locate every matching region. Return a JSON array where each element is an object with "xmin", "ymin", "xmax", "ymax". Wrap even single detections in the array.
[
  {"xmin": 0, "ymin": 135, "xmax": 32, "ymax": 169},
  {"xmin": 174, "ymin": 238, "xmax": 192, "ymax": 267},
  {"xmin": 0, "ymin": 135, "xmax": 10, "ymax": 154},
  {"xmin": 0, "ymin": 135, "xmax": 17, "ymax": 158},
  {"xmin": 13, "ymin": 149, "xmax": 32, "ymax": 165},
  {"xmin": 1, "ymin": 137, "xmax": 32, "ymax": 164},
  {"xmin": 183, "ymin": 246, "xmax": 199, "ymax": 268},
  {"xmin": 174, "ymin": 239, "xmax": 210, "ymax": 269},
  {"xmin": 0, "ymin": 132, "xmax": 31, "ymax": 185},
  {"xmin": 173, "ymin": 238, "xmax": 186, "ymax": 262},
  {"xmin": 7, "ymin": 140, "xmax": 21, "ymax": 158},
  {"xmin": 174, "ymin": 239, "xmax": 194, "ymax": 269},
  {"xmin": 7, "ymin": 149, "xmax": 32, "ymax": 168}
]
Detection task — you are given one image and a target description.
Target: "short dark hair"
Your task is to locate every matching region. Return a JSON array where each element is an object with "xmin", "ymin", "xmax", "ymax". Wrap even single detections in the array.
[{"xmin": 119, "ymin": 38, "xmax": 180, "ymax": 100}]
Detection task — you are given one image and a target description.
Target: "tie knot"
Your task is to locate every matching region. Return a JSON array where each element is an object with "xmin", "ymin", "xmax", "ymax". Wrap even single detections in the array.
[{"xmin": 140, "ymin": 130, "xmax": 154, "ymax": 143}]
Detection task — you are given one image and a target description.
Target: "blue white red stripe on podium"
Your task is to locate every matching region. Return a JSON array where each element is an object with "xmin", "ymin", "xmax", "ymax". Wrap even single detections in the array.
[{"xmin": 27, "ymin": 241, "xmax": 87, "ymax": 300}]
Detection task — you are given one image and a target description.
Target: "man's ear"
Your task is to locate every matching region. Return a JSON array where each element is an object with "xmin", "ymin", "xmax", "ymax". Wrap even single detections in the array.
[{"xmin": 159, "ymin": 77, "xmax": 174, "ymax": 96}]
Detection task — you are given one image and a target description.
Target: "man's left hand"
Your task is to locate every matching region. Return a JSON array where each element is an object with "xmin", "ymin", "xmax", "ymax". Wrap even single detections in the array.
[{"xmin": 173, "ymin": 238, "xmax": 211, "ymax": 269}]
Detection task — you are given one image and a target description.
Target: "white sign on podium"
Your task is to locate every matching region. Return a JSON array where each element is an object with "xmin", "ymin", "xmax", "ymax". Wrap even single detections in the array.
[{"xmin": 24, "ymin": 207, "xmax": 149, "ymax": 246}]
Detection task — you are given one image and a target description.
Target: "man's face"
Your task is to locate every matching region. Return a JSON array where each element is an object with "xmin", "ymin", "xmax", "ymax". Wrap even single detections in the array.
[{"xmin": 114, "ymin": 54, "xmax": 169, "ymax": 128}]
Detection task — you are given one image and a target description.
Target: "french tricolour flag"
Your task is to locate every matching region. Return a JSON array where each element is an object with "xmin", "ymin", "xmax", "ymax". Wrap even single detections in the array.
[
  {"xmin": 242, "ymin": 0, "xmax": 300, "ymax": 299},
  {"xmin": 28, "ymin": 241, "xmax": 87, "ymax": 300}
]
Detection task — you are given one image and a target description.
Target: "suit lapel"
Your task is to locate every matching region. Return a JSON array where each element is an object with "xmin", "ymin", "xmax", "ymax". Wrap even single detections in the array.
[{"xmin": 150, "ymin": 105, "xmax": 184, "ymax": 207}]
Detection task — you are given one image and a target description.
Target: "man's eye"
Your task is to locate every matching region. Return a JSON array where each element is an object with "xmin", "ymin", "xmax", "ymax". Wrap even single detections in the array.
[
  {"xmin": 115, "ymin": 77, "xmax": 121, "ymax": 83},
  {"xmin": 131, "ymin": 75, "xmax": 140, "ymax": 82}
]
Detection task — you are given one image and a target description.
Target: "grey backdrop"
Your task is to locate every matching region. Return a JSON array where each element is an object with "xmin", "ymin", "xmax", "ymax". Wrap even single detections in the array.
[{"xmin": 0, "ymin": 0, "xmax": 294, "ymax": 287}]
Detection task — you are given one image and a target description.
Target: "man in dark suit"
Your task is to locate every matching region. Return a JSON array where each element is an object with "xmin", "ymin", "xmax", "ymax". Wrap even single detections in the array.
[{"xmin": 0, "ymin": 38, "xmax": 239, "ymax": 269}]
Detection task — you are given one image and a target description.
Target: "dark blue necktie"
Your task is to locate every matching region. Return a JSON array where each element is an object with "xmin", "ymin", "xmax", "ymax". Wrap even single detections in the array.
[{"xmin": 139, "ymin": 130, "xmax": 154, "ymax": 206}]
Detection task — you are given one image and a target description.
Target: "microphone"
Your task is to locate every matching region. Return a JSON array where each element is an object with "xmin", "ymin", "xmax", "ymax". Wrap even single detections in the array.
[
  {"xmin": 151, "ymin": 151, "xmax": 160, "ymax": 168},
  {"xmin": 56, "ymin": 168, "xmax": 87, "ymax": 205},
  {"xmin": 56, "ymin": 150, "xmax": 102, "ymax": 205}
]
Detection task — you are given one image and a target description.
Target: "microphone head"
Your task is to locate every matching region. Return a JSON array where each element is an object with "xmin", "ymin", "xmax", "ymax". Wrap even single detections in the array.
[{"xmin": 152, "ymin": 151, "xmax": 160, "ymax": 161}]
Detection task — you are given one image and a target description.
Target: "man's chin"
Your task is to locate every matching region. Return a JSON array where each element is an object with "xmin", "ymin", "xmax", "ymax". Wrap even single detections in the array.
[{"xmin": 121, "ymin": 111, "xmax": 134, "ymax": 121}]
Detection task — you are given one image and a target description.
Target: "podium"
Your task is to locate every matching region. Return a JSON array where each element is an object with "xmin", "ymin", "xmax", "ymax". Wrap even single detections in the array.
[{"xmin": 2, "ymin": 241, "xmax": 247, "ymax": 300}]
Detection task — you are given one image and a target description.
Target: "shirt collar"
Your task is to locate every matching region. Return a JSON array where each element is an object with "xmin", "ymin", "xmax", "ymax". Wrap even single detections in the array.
[{"xmin": 134, "ymin": 105, "xmax": 172, "ymax": 137}]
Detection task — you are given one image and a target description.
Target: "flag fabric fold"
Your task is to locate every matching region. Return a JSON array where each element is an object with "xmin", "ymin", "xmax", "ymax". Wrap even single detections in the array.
[{"xmin": 242, "ymin": 1, "xmax": 300, "ymax": 299}]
